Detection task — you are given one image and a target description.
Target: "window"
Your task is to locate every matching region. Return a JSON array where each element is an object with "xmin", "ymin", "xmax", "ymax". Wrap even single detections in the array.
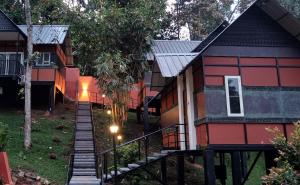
[
  {"xmin": 36, "ymin": 53, "xmax": 51, "ymax": 66},
  {"xmin": 0, "ymin": 87, "xmax": 3, "ymax": 95},
  {"xmin": 225, "ymin": 76, "xmax": 244, "ymax": 117}
]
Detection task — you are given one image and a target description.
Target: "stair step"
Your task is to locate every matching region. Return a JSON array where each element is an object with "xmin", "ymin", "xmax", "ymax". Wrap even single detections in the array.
[
  {"xmin": 119, "ymin": 167, "xmax": 130, "ymax": 173},
  {"xmin": 128, "ymin": 163, "xmax": 140, "ymax": 169},
  {"xmin": 161, "ymin": 150, "xmax": 177, "ymax": 154},
  {"xmin": 110, "ymin": 170, "xmax": 121, "ymax": 176},
  {"xmin": 103, "ymin": 174, "xmax": 112, "ymax": 180},
  {"xmin": 73, "ymin": 171, "xmax": 96, "ymax": 176},
  {"xmin": 147, "ymin": 156, "xmax": 158, "ymax": 161},
  {"xmin": 73, "ymin": 168, "xmax": 96, "ymax": 172},
  {"xmin": 153, "ymin": 152, "xmax": 167, "ymax": 157},
  {"xmin": 136, "ymin": 160, "xmax": 146, "ymax": 165},
  {"xmin": 74, "ymin": 158, "xmax": 95, "ymax": 162},
  {"xmin": 73, "ymin": 162, "xmax": 95, "ymax": 168},
  {"xmin": 69, "ymin": 176, "xmax": 100, "ymax": 185}
]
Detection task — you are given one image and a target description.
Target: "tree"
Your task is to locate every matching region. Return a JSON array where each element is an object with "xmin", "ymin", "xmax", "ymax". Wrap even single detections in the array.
[
  {"xmin": 95, "ymin": 0, "xmax": 166, "ymax": 126},
  {"xmin": 261, "ymin": 122, "xmax": 300, "ymax": 185},
  {"xmin": 24, "ymin": 0, "xmax": 33, "ymax": 149}
]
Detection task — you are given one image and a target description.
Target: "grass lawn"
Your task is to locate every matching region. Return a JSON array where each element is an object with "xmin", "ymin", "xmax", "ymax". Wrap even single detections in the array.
[{"xmin": 0, "ymin": 103, "xmax": 75, "ymax": 185}]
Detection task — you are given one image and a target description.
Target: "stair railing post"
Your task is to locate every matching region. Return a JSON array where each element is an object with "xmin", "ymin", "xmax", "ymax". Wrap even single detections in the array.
[
  {"xmin": 138, "ymin": 140, "xmax": 141, "ymax": 160},
  {"xmin": 145, "ymin": 136, "xmax": 148, "ymax": 163},
  {"xmin": 104, "ymin": 153, "xmax": 108, "ymax": 180}
]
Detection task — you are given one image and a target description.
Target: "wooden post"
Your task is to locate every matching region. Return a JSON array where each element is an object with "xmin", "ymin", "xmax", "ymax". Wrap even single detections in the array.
[
  {"xmin": 177, "ymin": 75, "xmax": 186, "ymax": 150},
  {"xmin": 231, "ymin": 151, "xmax": 242, "ymax": 185},
  {"xmin": 49, "ymin": 84, "xmax": 55, "ymax": 112},
  {"xmin": 204, "ymin": 150, "xmax": 216, "ymax": 185},
  {"xmin": 240, "ymin": 152, "xmax": 248, "ymax": 178},
  {"xmin": 161, "ymin": 157, "xmax": 167, "ymax": 184},
  {"xmin": 185, "ymin": 67, "xmax": 197, "ymax": 149},
  {"xmin": 177, "ymin": 154, "xmax": 184, "ymax": 185}
]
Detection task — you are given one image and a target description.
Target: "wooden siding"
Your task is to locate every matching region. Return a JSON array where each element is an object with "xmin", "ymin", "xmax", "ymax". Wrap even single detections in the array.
[
  {"xmin": 32, "ymin": 68, "xmax": 55, "ymax": 81},
  {"xmin": 161, "ymin": 80, "xmax": 177, "ymax": 113},
  {"xmin": 196, "ymin": 122, "xmax": 294, "ymax": 146},
  {"xmin": 202, "ymin": 56, "xmax": 300, "ymax": 87}
]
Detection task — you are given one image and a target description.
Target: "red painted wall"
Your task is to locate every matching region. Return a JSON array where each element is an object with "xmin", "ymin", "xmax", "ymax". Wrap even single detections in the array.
[
  {"xmin": 202, "ymin": 56, "xmax": 300, "ymax": 87},
  {"xmin": 195, "ymin": 122, "xmax": 293, "ymax": 146}
]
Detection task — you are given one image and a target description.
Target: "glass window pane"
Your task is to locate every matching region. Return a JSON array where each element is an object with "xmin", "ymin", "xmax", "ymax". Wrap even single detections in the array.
[
  {"xmin": 0, "ymin": 54, "xmax": 5, "ymax": 61},
  {"xmin": 228, "ymin": 78, "xmax": 239, "ymax": 96},
  {"xmin": 44, "ymin": 53, "xmax": 50, "ymax": 61},
  {"xmin": 230, "ymin": 97, "xmax": 241, "ymax": 113}
]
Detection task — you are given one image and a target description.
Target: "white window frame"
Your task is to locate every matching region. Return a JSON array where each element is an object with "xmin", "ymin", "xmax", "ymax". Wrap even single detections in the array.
[
  {"xmin": 0, "ymin": 52, "xmax": 24, "ymax": 64},
  {"xmin": 225, "ymin": 76, "xmax": 244, "ymax": 117},
  {"xmin": 35, "ymin": 52, "xmax": 51, "ymax": 66}
]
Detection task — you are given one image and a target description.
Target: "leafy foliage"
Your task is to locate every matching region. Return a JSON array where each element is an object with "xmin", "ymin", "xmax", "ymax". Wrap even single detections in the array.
[
  {"xmin": 95, "ymin": 0, "xmax": 166, "ymax": 125},
  {"xmin": 262, "ymin": 122, "xmax": 300, "ymax": 185},
  {"xmin": 117, "ymin": 142, "xmax": 139, "ymax": 166}
]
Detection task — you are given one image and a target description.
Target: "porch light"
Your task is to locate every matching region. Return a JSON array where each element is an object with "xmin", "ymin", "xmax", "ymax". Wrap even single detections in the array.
[
  {"xmin": 109, "ymin": 124, "xmax": 119, "ymax": 134},
  {"xmin": 117, "ymin": 135, "xmax": 122, "ymax": 141}
]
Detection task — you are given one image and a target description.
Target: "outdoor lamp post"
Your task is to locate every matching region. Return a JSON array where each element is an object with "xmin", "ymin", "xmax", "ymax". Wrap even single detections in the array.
[
  {"xmin": 117, "ymin": 135, "xmax": 122, "ymax": 145},
  {"xmin": 109, "ymin": 124, "xmax": 119, "ymax": 185},
  {"xmin": 102, "ymin": 94, "xmax": 106, "ymax": 111}
]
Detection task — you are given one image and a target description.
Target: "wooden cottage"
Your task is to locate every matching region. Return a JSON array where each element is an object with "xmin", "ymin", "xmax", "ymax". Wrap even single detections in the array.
[
  {"xmin": 150, "ymin": 0, "xmax": 300, "ymax": 184},
  {"xmin": 0, "ymin": 10, "xmax": 73, "ymax": 111}
]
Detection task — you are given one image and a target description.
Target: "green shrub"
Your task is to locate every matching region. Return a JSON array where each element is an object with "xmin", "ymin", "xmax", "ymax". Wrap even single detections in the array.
[
  {"xmin": 262, "ymin": 121, "xmax": 300, "ymax": 185},
  {"xmin": 0, "ymin": 122, "xmax": 8, "ymax": 151},
  {"xmin": 117, "ymin": 142, "xmax": 139, "ymax": 166}
]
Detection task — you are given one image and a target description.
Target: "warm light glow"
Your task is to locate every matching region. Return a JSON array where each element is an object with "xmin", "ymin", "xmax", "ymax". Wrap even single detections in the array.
[
  {"xmin": 109, "ymin": 124, "xmax": 119, "ymax": 134},
  {"xmin": 107, "ymin": 110, "xmax": 112, "ymax": 115},
  {"xmin": 117, "ymin": 135, "xmax": 122, "ymax": 140},
  {"xmin": 102, "ymin": 94, "xmax": 106, "ymax": 98},
  {"xmin": 79, "ymin": 82, "xmax": 89, "ymax": 101}
]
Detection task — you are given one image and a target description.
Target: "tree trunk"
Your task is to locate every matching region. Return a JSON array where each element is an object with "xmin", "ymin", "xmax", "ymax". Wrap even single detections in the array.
[{"xmin": 24, "ymin": 0, "xmax": 33, "ymax": 150}]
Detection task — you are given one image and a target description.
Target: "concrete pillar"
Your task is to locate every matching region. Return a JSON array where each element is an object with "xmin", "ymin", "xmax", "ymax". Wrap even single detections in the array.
[
  {"xmin": 177, "ymin": 75, "xmax": 186, "ymax": 150},
  {"xmin": 185, "ymin": 66, "xmax": 197, "ymax": 150}
]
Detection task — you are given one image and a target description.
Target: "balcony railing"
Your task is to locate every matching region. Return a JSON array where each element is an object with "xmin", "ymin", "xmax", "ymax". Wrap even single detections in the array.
[{"xmin": 0, "ymin": 60, "xmax": 22, "ymax": 76}]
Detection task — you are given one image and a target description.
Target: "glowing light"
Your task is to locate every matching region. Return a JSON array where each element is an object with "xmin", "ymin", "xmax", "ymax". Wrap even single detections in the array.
[
  {"xmin": 107, "ymin": 110, "xmax": 112, "ymax": 115},
  {"xmin": 117, "ymin": 135, "xmax": 122, "ymax": 140},
  {"xmin": 102, "ymin": 94, "xmax": 106, "ymax": 98},
  {"xmin": 109, "ymin": 124, "xmax": 119, "ymax": 134}
]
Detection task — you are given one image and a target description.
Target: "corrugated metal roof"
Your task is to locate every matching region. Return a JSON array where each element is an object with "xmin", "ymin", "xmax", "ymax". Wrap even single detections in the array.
[
  {"xmin": 18, "ymin": 25, "xmax": 69, "ymax": 44},
  {"xmin": 151, "ymin": 53, "xmax": 198, "ymax": 91},
  {"xmin": 147, "ymin": 40, "xmax": 201, "ymax": 60},
  {"xmin": 154, "ymin": 53, "xmax": 199, "ymax": 77}
]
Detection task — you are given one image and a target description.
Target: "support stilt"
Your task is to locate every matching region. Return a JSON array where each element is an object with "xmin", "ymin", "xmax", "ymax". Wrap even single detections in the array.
[
  {"xmin": 231, "ymin": 151, "xmax": 242, "ymax": 185},
  {"xmin": 177, "ymin": 155, "xmax": 184, "ymax": 185},
  {"xmin": 204, "ymin": 150, "xmax": 216, "ymax": 185}
]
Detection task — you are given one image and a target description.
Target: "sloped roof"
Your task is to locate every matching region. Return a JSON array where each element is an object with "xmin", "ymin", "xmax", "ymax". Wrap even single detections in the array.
[
  {"xmin": 193, "ymin": 21, "xmax": 229, "ymax": 52},
  {"xmin": 0, "ymin": 10, "xmax": 27, "ymax": 40},
  {"xmin": 154, "ymin": 53, "xmax": 199, "ymax": 77},
  {"xmin": 147, "ymin": 40, "xmax": 201, "ymax": 60},
  {"xmin": 180, "ymin": 0, "xmax": 300, "ymax": 75},
  {"xmin": 18, "ymin": 25, "xmax": 69, "ymax": 44}
]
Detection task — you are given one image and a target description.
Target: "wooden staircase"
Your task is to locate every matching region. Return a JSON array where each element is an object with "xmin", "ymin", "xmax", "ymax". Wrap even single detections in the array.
[{"xmin": 69, "ymin": 102, "xmax": 101, "ymax": 185}]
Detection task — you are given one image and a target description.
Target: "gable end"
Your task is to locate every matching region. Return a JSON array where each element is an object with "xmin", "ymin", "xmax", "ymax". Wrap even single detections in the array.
[{"xmin": 212, "ymin": 5, "xmax": 300, "ymax": 48}]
